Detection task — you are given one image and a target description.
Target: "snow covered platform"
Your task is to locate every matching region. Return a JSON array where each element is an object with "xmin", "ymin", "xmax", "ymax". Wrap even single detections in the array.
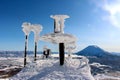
[{"xmin": 10, "ymin": 55, "xmax": 95, "ymax": 80}]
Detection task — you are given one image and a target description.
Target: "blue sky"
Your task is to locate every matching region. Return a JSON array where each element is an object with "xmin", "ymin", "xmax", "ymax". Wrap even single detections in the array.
[{"xmin": 0, "ymin": 0, "xmax": 120, "ymax": 52}]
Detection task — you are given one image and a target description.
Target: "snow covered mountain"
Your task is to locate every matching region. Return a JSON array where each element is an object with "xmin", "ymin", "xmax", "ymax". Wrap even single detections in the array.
[
  {"xmin": 76, "ymin": 45, "xmax": 112, "ymax": 57},
  {"xmin": 76, "ymin": 45, "xmax": 120, "ymax": 79}
]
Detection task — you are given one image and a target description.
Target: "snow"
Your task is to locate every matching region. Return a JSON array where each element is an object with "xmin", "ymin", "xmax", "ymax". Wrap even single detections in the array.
[
  {"xmin": 94, "ymin": 74, "xmax": 120, "ymax": 80},
  {"xmin": 9, "ymin": 54, "xmax": 95, "ymax": 80},
  {"xmin": 0, "ymin": 57, "xmax": 23, "ymax": 69},
  {"xmin": 41, "ymin": 33, "xmax": 77, "ymax": 44},
  {"xmin": 0, "ymin": 79, "xmax": 9, "ymax": 80},
  {"xmin": 0, "ymin": 54, "xmax": 120, "ymax": 80},
  {"xmin": 50, "ymin": 15, "xmax": 69, "ymax": 33},
  {"xmin": 90, "ymin": 62, "xmax": 111, "ymax": 68},
  {"xmin": 22, "ymin": 22, "xmax": 42, "ymax": 42}
]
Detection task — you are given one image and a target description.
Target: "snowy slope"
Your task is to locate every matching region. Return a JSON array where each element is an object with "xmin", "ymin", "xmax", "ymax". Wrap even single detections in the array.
[{"xmin": 9, "ymin": 54, "xmax": 95, "ymax": 80}]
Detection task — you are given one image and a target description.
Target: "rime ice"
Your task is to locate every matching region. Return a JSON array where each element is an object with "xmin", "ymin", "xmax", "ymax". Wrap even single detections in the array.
[
  {"xmin": 50, "ymin": 15, "xmax": 69, "ymax": 33},
  {"xmin": 42, "ymin": 15, "xmax": 77, "ymax": 56},
  {"xmin": 22, "ymin": 15, "xmax": 77, "ymax": 59},
  {"xmin": 22, "ymin": 22, "xmax": 42, "ymax": 43}
]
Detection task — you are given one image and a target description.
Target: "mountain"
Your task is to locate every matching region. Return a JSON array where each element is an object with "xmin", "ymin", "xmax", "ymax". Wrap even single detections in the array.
[
  {"xmin": 111, "ymin": 52, "xmax": 120, "ymax": 56},
  {"xmin": 76, "ymin": 45, "xmax": 111, "ymax": 57},
  {"xmin": 76, "ymin": 45, "xmax": 120, "ymax": 76}
]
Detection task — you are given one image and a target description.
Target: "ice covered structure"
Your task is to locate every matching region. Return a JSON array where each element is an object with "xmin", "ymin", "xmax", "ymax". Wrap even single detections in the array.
[
  {"xmin": 22, "ymin": 22, "xmax": 42, "ymax": 43},
  {"xmin": 41, "ymin": 15, "xmax": 77, "ymax": 65},
  {"xmin": 22, "ymin": 22, "xmax": 31, "ymax": 36},
  {"xmin": 22, "ymin": 22, "xmax": 42, "ymax": 65},
  {"xmin": 22, "ymin": 15, "xmax": 77, "ymax": 66},
  {"xmin": 16, "ymin": 14, "xmax": 95, "ymax": 80},
  {"xmin": 42, "ymin": 15, "xmax": 77, "ymax": 51},
  {"xmin": 41, "ymin": 33, "xmax": 76, "ymax": 44},
  {"xmin": 50, "ymin": 15, "xmax": 69, "ymax": 33},
  {"xmin": 41, "ymin": 33, "xmax": 77, "ymax": 57}
]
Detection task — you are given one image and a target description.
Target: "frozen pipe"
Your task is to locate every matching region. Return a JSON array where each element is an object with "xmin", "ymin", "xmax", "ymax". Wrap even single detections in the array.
[
  {"xmin": 59, "ymin": 43, "xmax": 65, "ymax": 66},
  {"xmin": 24, "ymin": 35, "xmax": 28, "ymax": 67}
]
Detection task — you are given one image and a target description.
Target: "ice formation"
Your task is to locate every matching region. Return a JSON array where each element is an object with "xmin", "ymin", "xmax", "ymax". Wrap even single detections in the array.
[
  {"xmin": 22, "ymin": 22, "xmax": 31, "ymax": 36},
  {"xmin": 22, "ymin": 15, "xmax": 77, "ymax": 53},
  {"xmin": 50, "ymin": 15, "xmax": 69, "ymax": 33},
  {"xmin": 22, "ymin": 15, "xmax": 78, "ymax": 66},
  {"xmin": 22, "ymin": 22, "xmax": 42, "ymax": 43},
  {"xmin": 41, "ymin": 33, "xmax": 77, "ymax": 44},
  {"xmin": 41, "ymin": 15, "xmax": 77, "ymax": 56}
]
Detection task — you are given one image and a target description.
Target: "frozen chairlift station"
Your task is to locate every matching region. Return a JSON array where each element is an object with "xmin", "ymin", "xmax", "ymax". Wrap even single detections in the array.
[{"xmin": 22, "ymin": 15, "xmax": 77, "ymax": 66}]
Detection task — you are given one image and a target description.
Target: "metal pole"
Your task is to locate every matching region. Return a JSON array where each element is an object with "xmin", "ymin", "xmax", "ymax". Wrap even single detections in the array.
[
  {"xmin": 24, "ymin": 35, "xmax": 28, "ymax": 67},
  {"xmin": 54, "ymin": 19, "xmax": 56, "ymax": 33},
  {"xmin": 34, "ymin": 42, "xmax": 37, "ymax": 61},
  {"xmin": 59, "ymin": 43, "xmax": 65, "ymax": 66}
]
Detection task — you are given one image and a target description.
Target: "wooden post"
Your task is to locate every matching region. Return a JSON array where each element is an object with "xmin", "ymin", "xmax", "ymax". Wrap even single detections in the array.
[
  {"xmin": 24, "ymin": 35, "xmax": 28, "ymax": 67},
  {"xmin": 34, "ymin": 42, "xmax": 37, "ymax": 61},
  {"xmin": 59, "ymin": 43, "xmax": 65, "ymax": 65}
]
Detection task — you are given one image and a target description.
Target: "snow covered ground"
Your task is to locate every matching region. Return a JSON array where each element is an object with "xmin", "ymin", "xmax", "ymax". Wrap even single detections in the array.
[
  {"xmin": 0, "ymin": 54, "xmax": 120, "ymax": 80},
  {"xmin": 9, "ymin": 54, "xmax": 95, "ymax": 80},
  {"xmin": 0, "ymin": 57, "xmax": 23, "ymax": 79},
  {"xmin": 94, "ymin": 74, "xmax": 120, "ymax": 80}
]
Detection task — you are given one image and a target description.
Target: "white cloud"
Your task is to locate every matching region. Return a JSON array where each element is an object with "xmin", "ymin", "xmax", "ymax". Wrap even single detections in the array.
[{"xmin": 93, "ymin": 0, "xmax": 120, "ymax": 28}]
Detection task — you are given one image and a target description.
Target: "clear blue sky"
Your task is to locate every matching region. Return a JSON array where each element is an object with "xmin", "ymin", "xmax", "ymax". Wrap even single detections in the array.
[{"xmin": 0, "ymin": 0, "xmax": 120, "ymax": 52}]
